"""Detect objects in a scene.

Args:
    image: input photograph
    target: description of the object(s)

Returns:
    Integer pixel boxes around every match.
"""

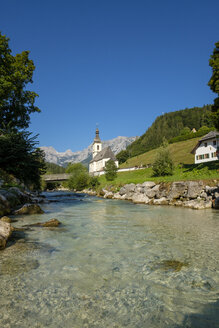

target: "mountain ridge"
[41,136,137,167]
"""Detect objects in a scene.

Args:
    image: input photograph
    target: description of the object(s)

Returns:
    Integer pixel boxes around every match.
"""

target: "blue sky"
[0,0,218,152]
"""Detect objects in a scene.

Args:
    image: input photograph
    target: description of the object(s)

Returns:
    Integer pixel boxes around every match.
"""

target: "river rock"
[144,188,156,198]
[41,219,61,227]
[169,181,187,200]
[183,199,212,210]
[0,216,11,223]
[104,191,114,199]
[113,193,126,200]
[132,193,150,204]
[153,197,169,205]
[14,203,44,215]
[0,221,13,249]
[213,197,219,209]
[142,181,156,188]
[186,181,204,199]
[0,194,10,216]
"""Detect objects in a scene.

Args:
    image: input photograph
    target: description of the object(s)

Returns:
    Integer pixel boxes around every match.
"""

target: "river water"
[0,191,219,328]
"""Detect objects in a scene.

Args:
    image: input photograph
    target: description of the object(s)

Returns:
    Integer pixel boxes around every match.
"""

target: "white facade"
[89,128,119,174]
[89,157,119,174]
[92,141,102,158]
[194,135,219,164]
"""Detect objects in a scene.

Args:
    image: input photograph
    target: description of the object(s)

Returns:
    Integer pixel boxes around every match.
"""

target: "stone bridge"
[43,173,71,182]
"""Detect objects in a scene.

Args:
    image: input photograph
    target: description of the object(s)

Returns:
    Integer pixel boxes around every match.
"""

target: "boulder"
[0,236,6,249]
[0,221,13,249]
[186,181,204,199]
[14,204,44,215]
[0,194,10,216]
[144,188,156,198]
[213,197,219,209]
[113,193,126,200]
[183,200,212,210]
[41,219,61,227]
[119,183,140,196]
[169,181,187,200]
[132,193,150,204]
[155,184,169,199]
[142,181,156,188]
[24,218,61,228]
[0,216,11,223]
[153,197,169,205]
[104,191,114,199]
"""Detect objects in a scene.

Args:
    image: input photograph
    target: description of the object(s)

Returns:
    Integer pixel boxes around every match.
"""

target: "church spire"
[92,127,102,158]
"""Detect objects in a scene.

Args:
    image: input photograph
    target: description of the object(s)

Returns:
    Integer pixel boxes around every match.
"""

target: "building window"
[212,152,216,157]
[213,140,216,146]
[196,155,198,160]
[204,142,207,147]
[204,153,209,159]
[97,145,99,150]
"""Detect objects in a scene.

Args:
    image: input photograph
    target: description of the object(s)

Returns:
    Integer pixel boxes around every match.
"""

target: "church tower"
[92,127,102,158]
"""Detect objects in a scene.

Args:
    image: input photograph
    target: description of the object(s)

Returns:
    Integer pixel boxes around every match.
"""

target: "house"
[89,128,119,175]
[191,131,219,164]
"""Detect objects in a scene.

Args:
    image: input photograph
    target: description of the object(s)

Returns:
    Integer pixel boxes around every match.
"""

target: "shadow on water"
[176,299,219,328]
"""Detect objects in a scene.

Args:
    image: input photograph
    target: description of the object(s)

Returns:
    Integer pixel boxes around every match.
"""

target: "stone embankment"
[85,181,219,210]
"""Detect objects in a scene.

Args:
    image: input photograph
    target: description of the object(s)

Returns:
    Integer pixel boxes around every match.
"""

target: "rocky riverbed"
[84,180,219,210]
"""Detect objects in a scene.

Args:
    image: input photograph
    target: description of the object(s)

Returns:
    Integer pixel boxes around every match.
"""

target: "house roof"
[90,146,117,163]
[199,131,219,141]
[191,130,219,154]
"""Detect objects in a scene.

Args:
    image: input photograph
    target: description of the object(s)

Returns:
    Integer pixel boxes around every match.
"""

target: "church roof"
[93,128,101,143]
[90,146,117,163]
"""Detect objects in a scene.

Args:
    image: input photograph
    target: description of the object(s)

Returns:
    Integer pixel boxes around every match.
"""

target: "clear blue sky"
[0,0,218,152]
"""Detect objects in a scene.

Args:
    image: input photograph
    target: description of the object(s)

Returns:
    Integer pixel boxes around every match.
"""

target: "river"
[0,191,219,328]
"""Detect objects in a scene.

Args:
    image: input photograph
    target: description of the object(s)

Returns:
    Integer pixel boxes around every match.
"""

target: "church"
[89,128,119,175]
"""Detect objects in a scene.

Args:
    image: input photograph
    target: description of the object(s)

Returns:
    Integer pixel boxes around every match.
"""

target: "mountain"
[125,105,213,158]
[41,136,137,167]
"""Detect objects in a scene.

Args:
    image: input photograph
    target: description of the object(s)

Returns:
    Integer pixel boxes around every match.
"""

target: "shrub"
[104,160,118,181]
[152,142,174,176]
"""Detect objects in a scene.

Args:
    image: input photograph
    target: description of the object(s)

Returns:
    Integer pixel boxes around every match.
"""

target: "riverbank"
[83,180,219,210]
[0,187,45,249]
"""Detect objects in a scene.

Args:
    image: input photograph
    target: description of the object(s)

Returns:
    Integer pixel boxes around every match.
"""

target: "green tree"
[104,160,118,181]
[0,132,46,189]
[0,32,40,132]
[66,163,90,191]
[152,140,174,176]
[208,41,219,130]
[180,127,190,135]
[116,149,129,164]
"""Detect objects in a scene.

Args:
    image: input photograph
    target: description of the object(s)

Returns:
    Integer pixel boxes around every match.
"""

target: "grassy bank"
[98,161,219,190]
[120,137,200,168]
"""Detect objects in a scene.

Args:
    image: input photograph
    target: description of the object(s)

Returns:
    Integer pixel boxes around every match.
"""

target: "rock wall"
[98,181,219,210]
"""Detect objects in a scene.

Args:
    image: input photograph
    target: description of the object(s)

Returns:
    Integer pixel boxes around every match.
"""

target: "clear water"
[0,192,219,328]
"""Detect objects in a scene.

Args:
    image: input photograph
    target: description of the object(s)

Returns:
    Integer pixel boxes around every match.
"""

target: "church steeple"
[92,127,102,158]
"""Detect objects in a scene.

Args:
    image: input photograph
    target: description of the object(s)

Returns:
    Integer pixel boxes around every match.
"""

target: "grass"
[120,137,200,168]
[98,161,219,190]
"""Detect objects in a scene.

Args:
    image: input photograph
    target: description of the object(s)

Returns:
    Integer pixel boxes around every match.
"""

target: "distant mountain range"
[41,136,137,167]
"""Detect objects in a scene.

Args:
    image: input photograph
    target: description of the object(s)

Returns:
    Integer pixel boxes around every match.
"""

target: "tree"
[66,163,90,191]
[116,149,129,164]
[180,127,190,135]
[152,140,174,176]
[208,41,219,130]
[0,131,46,189]
[0,32,40,132]
[104,160,118,181]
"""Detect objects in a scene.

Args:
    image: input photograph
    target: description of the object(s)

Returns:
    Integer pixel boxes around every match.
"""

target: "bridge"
[43,173,71,182]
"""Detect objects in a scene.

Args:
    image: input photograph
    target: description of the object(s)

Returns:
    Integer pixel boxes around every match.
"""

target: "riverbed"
[0,192,219,327]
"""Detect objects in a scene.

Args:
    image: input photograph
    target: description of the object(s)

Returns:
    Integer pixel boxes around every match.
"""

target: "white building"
[191,131,219,164]
[89,128,119,175]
